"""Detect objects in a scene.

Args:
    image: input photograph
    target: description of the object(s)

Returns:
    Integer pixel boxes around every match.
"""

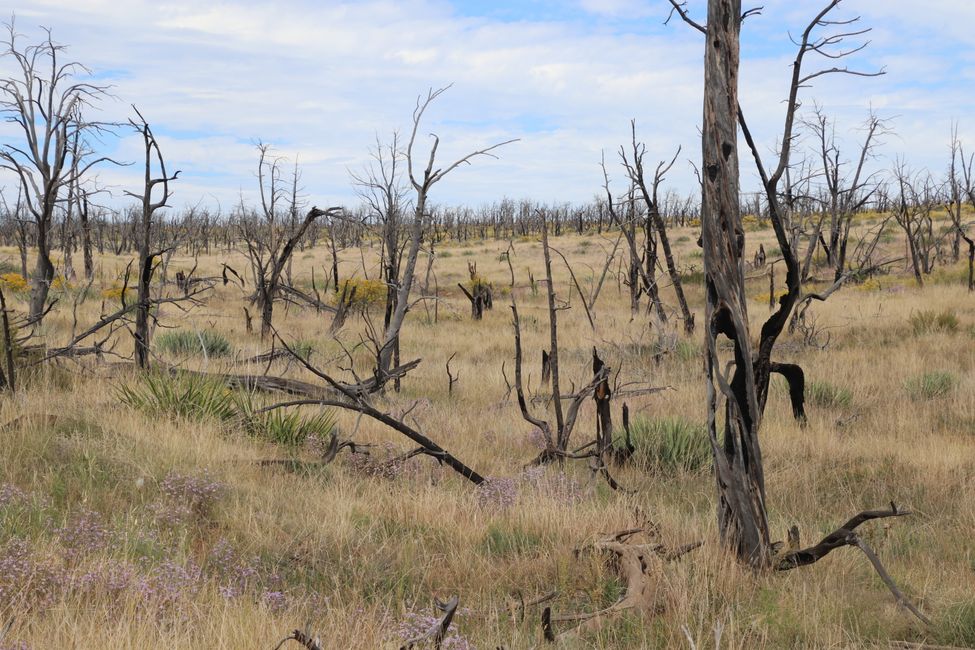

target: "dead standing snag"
[669,0,929,623]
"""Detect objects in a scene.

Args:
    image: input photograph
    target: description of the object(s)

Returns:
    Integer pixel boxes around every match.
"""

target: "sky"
[2,0,973,213]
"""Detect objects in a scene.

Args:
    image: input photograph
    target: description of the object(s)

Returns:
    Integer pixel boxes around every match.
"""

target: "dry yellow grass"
[0,219,973,649]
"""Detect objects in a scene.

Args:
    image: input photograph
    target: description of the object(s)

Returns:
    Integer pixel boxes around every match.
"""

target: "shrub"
[156,330,232,358]
[675,340,700,363]
[466,273,491,295]
[905,371,957,401]
[234,397,336,448]
[624,416,710,472]
[938,600,975,646]
[910,310,959,335]
[481,523,542,557]
[289,339,316,361]
[806,381,853,408]
[118,372,237,422]
[51,275,73,291]
[0,273,28,293]
[100,283,133,301]
[119,373,335,448]
[680,267,705,285]
[338,277,386,309]
[0,259,20,275]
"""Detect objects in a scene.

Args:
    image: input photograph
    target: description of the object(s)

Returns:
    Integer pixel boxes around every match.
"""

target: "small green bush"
[119,373,335,448]
[118,372,237,422]
[289,339,316,362]
[806,381,853,408]
[905,371,957,401]
[234,396,335,448]
[624,416,710,472]
[156,330,232,358]
[938,600,975,646]
[910,310,959,335]
[680,267,705,286]
[675,340,701,363]
[481,523,542,557]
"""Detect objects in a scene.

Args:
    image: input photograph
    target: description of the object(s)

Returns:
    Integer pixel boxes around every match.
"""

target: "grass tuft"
[624,416,710,472]
[155,329,232,358]
[905,371,957,400]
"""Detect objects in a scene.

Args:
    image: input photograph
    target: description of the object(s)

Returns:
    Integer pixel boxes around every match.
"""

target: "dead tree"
[0,21,117,323]
[124,107,178,369]
[239,143,341,338]
[893,165,941,285]
[948,130,975,290]
[667,1,929,623]
[260,334,485,485]
[601,155,668,325]
[507,232,621,490]
[621,122,695,333]
[542,525,701,640]
[373,85,515,389]
[804,106,886,282]
[458,261,493,319]
[351,132,408,380]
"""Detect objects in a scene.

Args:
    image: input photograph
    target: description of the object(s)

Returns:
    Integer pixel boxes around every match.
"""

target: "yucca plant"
[156,329,232,358]
[905,371,957,401]
[910,310,959,335]
[233,393,335,448]
[117,372,237,422]
[623,416,710,473]
[806,381,853,408]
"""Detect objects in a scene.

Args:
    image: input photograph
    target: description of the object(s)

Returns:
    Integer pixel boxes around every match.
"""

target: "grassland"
[0,217,973,649]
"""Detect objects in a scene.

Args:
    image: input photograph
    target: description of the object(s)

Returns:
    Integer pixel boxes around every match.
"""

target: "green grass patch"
[623,416,710,472]
[910,309,959,335]
[905,371,957,401]
[806,381,853,408]
[155,329,232,358]
[481,523,543,557]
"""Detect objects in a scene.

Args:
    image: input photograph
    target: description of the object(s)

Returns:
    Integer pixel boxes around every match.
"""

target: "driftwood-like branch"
[399,595,460,650]
[273,628,323,650]
[544,526,701,640]
[257,333,485,485]
[776,503,930,624]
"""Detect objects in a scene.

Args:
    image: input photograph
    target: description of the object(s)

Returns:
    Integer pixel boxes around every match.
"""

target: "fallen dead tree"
[253,335,485,485]
[775,503,930,624]
[541,525,701,642]
[399,595,460,650]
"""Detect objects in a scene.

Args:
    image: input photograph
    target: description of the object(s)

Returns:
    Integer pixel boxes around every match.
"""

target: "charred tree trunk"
[701,0,772,567]
[593,348,613,455]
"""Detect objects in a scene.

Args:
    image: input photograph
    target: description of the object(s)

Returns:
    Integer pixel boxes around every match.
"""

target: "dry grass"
[1,220,974,649]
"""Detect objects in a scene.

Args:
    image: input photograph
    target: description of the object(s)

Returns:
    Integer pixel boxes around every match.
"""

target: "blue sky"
[2,0,973,211]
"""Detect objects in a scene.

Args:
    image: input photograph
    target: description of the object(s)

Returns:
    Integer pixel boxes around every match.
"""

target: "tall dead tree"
[621,122,695,333]
[124,107,178,369]
[953,135,975,291]
[601,155,668,325]
[665,1,930,622]
[240,144,341,338]
[351,133,408,382]
[804,106,886,282]
[0,21,115,323]
[674,0,918,565]
[372,86,515,389]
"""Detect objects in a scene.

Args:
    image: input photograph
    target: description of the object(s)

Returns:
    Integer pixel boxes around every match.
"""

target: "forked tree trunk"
[29,213,55,323]
[701,0,771,567]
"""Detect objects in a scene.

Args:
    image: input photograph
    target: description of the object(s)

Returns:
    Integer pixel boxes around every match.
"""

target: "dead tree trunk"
[593,348,613,455]
[126,108,179,370]
[699,0,772,566]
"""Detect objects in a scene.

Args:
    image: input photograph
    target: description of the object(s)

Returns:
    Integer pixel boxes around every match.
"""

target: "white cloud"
[0,0,971,210]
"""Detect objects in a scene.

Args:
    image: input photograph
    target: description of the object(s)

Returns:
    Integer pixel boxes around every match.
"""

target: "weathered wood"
[699,0,771,567]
